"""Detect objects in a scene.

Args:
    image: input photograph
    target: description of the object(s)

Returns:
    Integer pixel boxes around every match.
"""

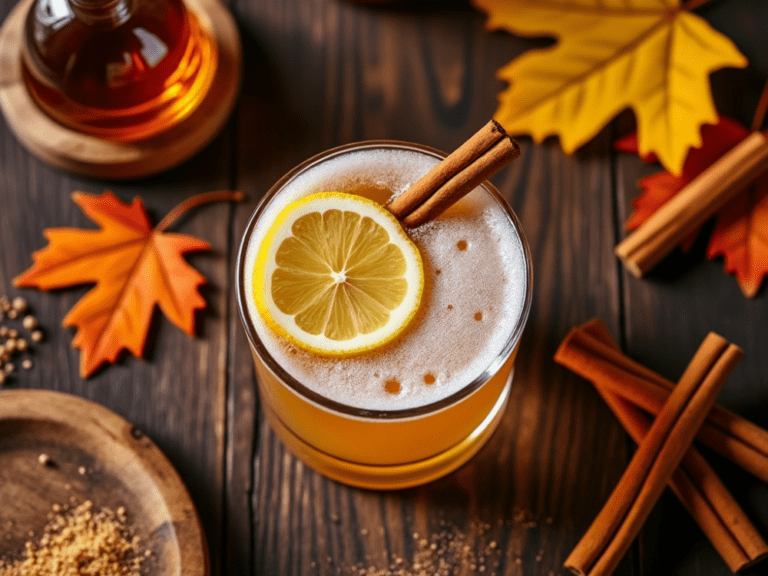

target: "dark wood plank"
[615,3,768,574]
[5,0,766,574]
[0,390,207,576]
[0,0,235,569]
[228,1,630,574]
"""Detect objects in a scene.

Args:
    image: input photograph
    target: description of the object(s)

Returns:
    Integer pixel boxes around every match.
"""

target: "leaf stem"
[752,78,768,132]
[156,190,245,232]
[683,0,717,9]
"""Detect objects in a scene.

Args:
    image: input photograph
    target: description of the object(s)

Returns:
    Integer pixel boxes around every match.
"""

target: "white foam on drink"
[243,147,528,411]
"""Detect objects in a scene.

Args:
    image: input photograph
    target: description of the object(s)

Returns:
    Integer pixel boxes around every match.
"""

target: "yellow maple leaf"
[473,0,747,175]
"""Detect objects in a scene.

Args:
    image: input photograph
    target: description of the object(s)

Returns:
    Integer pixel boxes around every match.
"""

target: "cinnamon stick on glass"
[564,332,742,576]
[575,319,768,573]
[386,119,520,228]
[554,326,768,484]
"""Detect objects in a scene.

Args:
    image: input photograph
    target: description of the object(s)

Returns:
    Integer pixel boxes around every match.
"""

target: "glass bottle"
[21,0,217,141]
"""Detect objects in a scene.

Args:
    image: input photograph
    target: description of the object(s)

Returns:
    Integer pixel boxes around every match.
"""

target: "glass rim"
[236,140,533,420]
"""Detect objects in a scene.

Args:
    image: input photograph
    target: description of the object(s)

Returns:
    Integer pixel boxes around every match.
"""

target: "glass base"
[262,370,513,490]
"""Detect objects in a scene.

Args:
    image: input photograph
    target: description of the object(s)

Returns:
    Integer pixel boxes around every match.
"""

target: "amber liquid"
[253,345,517,490]
[238,144,532,489]
[22,0,217,140]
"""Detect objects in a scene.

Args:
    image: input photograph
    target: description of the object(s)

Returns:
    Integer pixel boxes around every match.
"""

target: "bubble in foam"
[385,379,401,394]
[243,145,528,411]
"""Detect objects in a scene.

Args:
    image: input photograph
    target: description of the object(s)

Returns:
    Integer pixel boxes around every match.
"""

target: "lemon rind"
[253,191,424,357]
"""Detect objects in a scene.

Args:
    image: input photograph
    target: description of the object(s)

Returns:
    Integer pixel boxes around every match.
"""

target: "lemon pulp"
[253,192,424,356]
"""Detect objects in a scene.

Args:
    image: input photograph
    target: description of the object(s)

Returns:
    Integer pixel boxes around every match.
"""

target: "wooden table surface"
[1,0,767,575]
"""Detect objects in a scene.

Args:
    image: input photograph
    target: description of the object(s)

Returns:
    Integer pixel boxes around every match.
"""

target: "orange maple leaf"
[15,190,242,377]
[616,117,768,297]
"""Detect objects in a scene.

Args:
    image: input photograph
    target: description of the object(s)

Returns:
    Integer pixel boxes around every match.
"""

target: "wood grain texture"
[614,3,768,573]
[229,1,629,574]
[0,0,766,575]
[0,0,235,563]
[0,389,207,576]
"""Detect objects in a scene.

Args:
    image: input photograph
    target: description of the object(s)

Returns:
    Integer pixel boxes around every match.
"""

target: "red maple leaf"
[707,177,768,297]
[616,117,768,296]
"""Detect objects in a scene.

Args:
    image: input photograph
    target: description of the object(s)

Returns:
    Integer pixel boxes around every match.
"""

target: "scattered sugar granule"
[0,501,146,576]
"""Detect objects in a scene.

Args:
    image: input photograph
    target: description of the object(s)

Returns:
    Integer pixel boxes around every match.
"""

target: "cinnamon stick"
[555,325,768,484]
[386,120,520,228]
[580,319,768,573]
[615,130,768,277]
[564,333,742,576]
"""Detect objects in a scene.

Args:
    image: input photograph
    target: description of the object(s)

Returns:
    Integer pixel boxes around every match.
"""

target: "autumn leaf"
[707,176,768,297]
[472,0,747,176]
[15,190,242,377]
[617,117,768,297]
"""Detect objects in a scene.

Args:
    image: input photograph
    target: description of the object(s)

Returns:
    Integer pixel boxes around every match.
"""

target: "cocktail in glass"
[237,141,532,490]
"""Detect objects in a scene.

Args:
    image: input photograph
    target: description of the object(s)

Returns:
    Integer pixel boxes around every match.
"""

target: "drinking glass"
[236,141,532,489]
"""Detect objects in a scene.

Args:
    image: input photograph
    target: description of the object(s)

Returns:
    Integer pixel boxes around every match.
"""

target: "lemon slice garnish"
[253,192,424,356]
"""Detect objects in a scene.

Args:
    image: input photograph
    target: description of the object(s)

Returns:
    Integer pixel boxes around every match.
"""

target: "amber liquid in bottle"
[22,0,217,141]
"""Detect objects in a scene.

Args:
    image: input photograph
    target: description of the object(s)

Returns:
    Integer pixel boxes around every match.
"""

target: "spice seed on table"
[0,294,44,385]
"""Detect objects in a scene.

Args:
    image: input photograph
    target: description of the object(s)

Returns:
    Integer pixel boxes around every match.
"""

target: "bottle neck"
[68,0,133,26]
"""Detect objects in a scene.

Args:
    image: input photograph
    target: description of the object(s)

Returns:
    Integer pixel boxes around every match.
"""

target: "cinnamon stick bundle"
[578,319,768,573]
[554,326,768,484]
[615,130,768,277]
[386,120,520,228]
[564,333,742,576]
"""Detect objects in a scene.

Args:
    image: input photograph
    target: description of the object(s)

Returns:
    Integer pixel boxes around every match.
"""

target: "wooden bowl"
[0,389,207,576]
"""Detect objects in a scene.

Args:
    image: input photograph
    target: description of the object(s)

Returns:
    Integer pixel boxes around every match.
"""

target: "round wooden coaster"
[0,0,241,180]
[0,389,208,575]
